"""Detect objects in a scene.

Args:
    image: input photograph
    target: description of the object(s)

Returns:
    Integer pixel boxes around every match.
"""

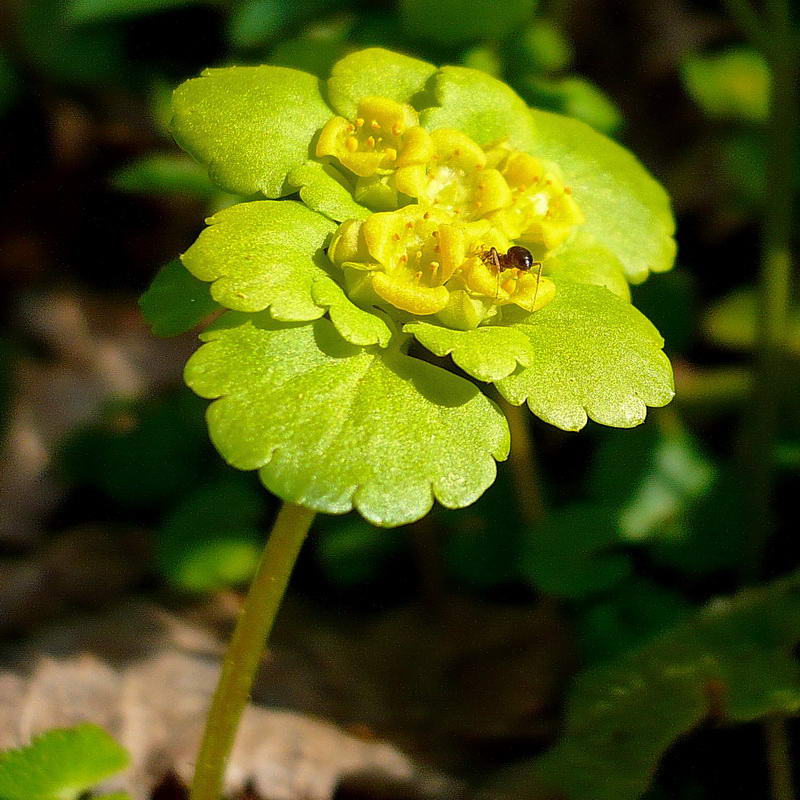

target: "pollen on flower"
[316,96,433,179]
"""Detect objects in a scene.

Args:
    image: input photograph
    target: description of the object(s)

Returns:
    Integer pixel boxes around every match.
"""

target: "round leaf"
[545,234,631,301]
[181,200,335,319]
[171,65,332,197]
[286,160,371,222]
[421,66,537,152]
[404,321,534,382]
[530,109,676,283]
[185,315,510,526]
[497,280,674,430]
[400,0,535,45]
[326,48,436,118]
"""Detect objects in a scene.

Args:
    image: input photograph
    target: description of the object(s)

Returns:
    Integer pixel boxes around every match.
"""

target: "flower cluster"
[317,94,584,328]
[144,48,677,525]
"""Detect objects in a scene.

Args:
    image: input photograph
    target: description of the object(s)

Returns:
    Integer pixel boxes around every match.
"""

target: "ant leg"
[532,260,543,307]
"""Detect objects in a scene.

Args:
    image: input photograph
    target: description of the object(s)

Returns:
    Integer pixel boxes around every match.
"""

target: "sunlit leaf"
[497,280,674,431]
[185,314,509,526]
[172,64,332,197]
[112,154,221,198]
[530,109,676,283]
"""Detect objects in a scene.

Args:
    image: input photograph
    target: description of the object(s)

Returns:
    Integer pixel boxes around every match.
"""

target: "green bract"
[152,47,677,526]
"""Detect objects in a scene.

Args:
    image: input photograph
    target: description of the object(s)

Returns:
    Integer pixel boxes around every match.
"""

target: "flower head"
[148,48,676,526]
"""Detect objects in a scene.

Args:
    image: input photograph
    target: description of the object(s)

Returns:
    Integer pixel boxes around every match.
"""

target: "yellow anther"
[405,221,414,229]
[366,136,376,149]
[392,122,403,136]
[371,120,381,130]
[392,233,401,241]
[430,261,440,269]
[423,211,431,219]
[346,125,355,134]
[345,137,358,152]
[564,186,573,194]
[415,270,423,280]
[355,118,365,127]
[415,250,423,260]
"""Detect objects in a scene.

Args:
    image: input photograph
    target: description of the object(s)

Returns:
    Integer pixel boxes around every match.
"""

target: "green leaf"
[403,322,534,382]
[520,75,623,135]
[58,391,209,509]
[518,505,631,599]
[286,160,371,222]
[171,65,332,197]
[156,476,265,592]
[400,0,536,45]
[577,577,691,664]
[326,48,436,118]
[112,154,221,198]
[497,280,674,431]
[421,66,537,153]
[19,0,125,87]
[310,279,392,347]
[0,724,129,800]
[530,109,676,283]
[589,421,716,543]
[681,47,769,123]
[703,288,800,355]
[544,234,631,301]
[181,200,335,318]
[515,20,573,73]
[185,315,509,526]
[316,514,405,586]
[67,0,204,23]
[139,260,221,337]
[227,0,284,48]
[537,571,800,800]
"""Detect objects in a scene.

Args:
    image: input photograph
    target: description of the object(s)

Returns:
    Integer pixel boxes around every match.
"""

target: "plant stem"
[190,502,316,800]
[502,400,546,526]
[739,0,798,582]
[765,716,795,800]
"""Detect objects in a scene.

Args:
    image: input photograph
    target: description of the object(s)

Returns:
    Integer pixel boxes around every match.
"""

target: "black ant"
[479,245,543,304]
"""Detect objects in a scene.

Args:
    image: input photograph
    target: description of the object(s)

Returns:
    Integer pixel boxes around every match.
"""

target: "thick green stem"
[190,502,316,800]
[503,400,546,526]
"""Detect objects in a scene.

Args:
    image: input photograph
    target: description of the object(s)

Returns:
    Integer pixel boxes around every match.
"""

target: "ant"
[479,245,543,304]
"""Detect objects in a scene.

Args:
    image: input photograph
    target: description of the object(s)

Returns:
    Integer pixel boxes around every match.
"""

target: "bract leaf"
[171,65,332,197]
[545,234,631,301]
[404,321,534,382]
[311,279,392,347]
[537,571,800,800]
[530,109,676,283]
[139,259,221,337]
[181,200,335,318]
[497,280,674,431]
[0,724,129,800]
[326,48,436,118]
[421,66,537,152]
[286,160,371,222]
[185,315,509,526]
